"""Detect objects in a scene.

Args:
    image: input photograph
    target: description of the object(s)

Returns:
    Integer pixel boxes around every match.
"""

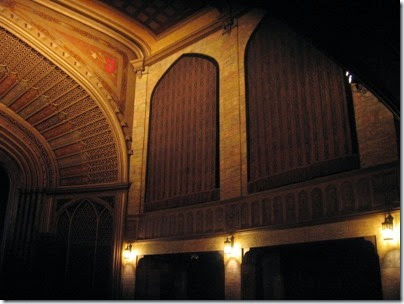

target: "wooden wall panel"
[246,17,358,193]
[145,55,219,211]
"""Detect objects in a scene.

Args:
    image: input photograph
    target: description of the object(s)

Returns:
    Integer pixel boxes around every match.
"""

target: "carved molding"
[127,163,399,241]
[0,106,57,188]
[34,0,150,57]
[0,19,127,186]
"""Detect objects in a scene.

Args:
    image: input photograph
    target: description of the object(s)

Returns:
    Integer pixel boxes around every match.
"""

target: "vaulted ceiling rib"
[0,27,121,187]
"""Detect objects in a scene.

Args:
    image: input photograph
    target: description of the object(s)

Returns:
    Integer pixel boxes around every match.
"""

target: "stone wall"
[124,9,400,300]
[128,9,266,217]
[128,10,398,219]
[352,85,398,168]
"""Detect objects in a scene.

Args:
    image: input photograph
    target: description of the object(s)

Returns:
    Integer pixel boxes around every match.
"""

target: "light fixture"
[123,243,135,260]
[345,71,353,84]
[224,235,234,255]
[382,212,394,240]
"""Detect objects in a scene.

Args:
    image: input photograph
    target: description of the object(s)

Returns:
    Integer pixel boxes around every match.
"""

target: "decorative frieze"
[127,164,399,241]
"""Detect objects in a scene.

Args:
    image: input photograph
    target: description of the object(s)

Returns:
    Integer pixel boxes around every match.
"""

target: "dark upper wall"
[237,0,399,117]
[245,16,359,194]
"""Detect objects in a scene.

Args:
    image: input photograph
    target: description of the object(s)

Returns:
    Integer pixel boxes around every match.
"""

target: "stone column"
[376,210,400,300]
[224,248,242,299]
[121,255,143,299]
[128,67,149,216]
[380,249,400,300]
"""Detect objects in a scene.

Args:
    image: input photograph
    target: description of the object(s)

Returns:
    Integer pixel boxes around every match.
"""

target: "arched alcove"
[245,16,359,193]
[145,54,220,211]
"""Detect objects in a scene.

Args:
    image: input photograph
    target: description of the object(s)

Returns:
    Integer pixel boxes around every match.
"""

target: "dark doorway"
[54,200,113,300]
[136,251,224,300]
[243,237,383,300]
[0,166,11,298]
[0,166,9,244]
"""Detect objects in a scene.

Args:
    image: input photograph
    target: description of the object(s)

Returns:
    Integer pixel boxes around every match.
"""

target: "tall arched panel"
[145,54,219,211]
[246,16,358,194]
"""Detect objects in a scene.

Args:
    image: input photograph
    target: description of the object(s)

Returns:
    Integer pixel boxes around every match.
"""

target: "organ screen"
[145,55,219,211]
[246,16,358,193]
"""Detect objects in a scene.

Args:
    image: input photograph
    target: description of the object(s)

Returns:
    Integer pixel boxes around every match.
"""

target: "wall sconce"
[123,243,137,260]
[224,235,235,255]
[382,212,394,240]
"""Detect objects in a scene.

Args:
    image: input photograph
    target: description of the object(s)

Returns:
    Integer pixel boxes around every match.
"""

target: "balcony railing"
[128,162,399,241]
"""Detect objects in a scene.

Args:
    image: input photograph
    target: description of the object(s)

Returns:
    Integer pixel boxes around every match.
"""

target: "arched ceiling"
[0,0,398,191]
[0,27,122,187]
[0,107,53,189]
[47,0,399,118]
[39,0,224,56]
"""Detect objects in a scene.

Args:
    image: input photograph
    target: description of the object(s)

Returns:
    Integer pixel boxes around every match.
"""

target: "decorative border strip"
[127,164,399,241]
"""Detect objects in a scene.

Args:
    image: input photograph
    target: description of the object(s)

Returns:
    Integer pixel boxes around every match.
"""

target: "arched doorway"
[0,166,9,250]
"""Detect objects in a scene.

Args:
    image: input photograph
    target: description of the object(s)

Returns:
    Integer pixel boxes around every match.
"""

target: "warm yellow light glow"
[382,213,394,241]
[224,235,242,261]
[123,244,138,261]
[382,227,394,241]
[224,243,233,255]
[224,235,235,255]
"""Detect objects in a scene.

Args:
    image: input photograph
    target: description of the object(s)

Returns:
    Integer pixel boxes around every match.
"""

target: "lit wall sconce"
[224,235,235,255]
[382,212,394,240]
[123,243,137,261]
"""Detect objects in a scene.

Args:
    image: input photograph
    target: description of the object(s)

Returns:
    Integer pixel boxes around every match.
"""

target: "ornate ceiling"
[0,0,397,192]
[0,27,120,187]
[97,0,208,35]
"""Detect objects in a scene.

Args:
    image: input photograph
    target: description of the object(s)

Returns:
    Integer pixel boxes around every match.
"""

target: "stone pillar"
[128,67,149,216]
[219,23,242,201]
[224,249,242,299]
[376,210,400,300]
[380,249,400,300]
[121,255,142,299]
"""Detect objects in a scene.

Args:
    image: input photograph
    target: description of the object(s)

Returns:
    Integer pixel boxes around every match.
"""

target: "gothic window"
[56,199,113,299]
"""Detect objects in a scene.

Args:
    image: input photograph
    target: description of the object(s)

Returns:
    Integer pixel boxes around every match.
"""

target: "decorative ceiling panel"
[0,27,120,187]
[97,0,208,35]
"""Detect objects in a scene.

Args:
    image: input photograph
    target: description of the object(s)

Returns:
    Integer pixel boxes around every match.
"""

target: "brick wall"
[128,11,398,217]
[124,10,400,300]
[128,9,266,216]
[352,85,398,168]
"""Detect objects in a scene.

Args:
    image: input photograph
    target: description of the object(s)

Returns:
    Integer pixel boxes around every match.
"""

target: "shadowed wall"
[246,16,358,193]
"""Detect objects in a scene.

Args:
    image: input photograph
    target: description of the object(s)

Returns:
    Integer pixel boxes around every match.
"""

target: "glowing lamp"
[123,244,136,260]
[224,235,234,255]
[382,213,394,240]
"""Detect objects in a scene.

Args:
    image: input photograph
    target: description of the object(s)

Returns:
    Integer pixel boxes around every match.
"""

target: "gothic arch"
[55,198,114,299]
[0,10,129,187]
